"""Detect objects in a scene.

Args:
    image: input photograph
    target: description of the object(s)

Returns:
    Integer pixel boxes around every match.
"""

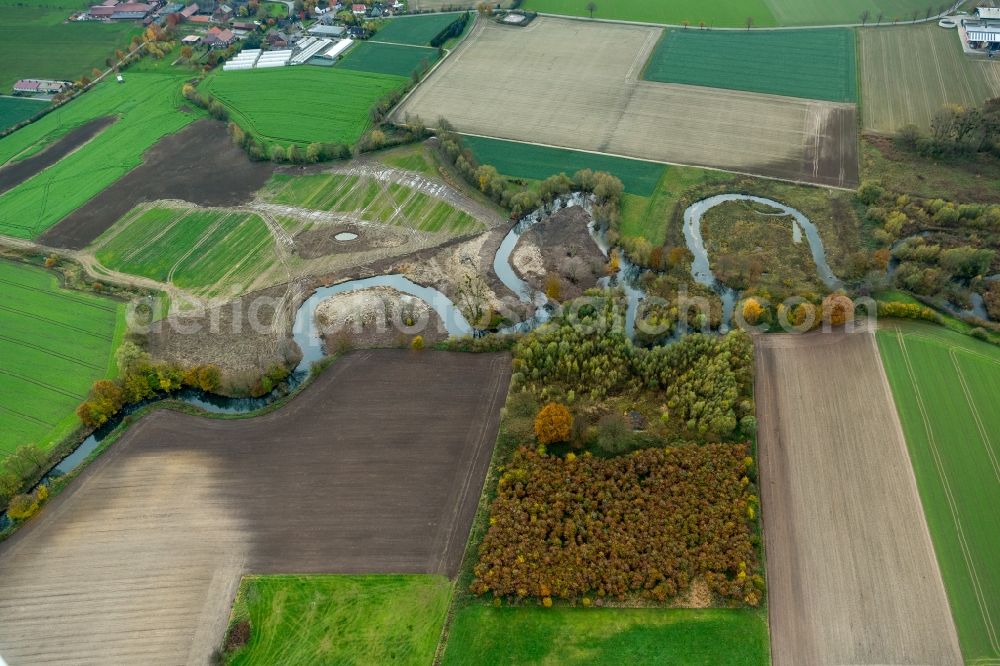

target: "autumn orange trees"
[472,445,764,606]
[534,403,572,445]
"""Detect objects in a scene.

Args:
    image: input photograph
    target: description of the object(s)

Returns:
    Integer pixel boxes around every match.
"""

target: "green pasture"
[0,4,139,92]
[859,24,1000,132]
[337,41,439,78]
[261,1,287,18]
[442,606,770,665]
[380,143,437,177]
[373,12,462,45]
[461,135,665,196]
[0,260,125,459]
[521,0,945,27]
[619,165,731,245]
[264,172,483,233]
[765,0,945,26]
[224,574,451,666]
[878,322,1000,664]
[94,206,277,297]
[0,73,197,239]
[0,97,48,133]
[643,28,857,103]
[201,67,405,147]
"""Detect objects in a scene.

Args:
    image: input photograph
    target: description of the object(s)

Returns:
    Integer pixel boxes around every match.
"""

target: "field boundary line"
[949,348,1000,485]
[894,328,1000,654]
[531,1,962,31]
[450,130,856,191]
[0,277,118,313]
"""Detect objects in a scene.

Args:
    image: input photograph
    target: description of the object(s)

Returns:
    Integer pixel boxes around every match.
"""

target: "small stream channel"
[3,192,836,528]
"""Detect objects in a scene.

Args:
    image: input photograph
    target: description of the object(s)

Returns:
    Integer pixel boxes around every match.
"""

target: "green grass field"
[461,135,665,196]
[337,41,439,78]
[261,0,287,17]
[878,322,1000,664]
[225,574,451,666]
[522,0,944,27]
[0,260,125,458]
[201,67,406,147]
[94,206,278,297]
[0,4,139,92]
[442,606,770,665]
[263,172,484,234]
[619,165,731,245]
[0,96,48,132]
[373,12,462,45]
[860,24,1000,132]
[0,72,197,239]
[643,28,857,103]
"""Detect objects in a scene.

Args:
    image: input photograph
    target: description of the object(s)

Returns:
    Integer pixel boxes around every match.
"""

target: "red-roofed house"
[88,4,117,17]
[203,25,235,47]
[179,2,198,18]
[351,3,366,16]
[188,13,210,22]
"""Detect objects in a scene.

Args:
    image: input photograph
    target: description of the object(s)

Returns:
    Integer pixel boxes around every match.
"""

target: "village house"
[203,25,236,46]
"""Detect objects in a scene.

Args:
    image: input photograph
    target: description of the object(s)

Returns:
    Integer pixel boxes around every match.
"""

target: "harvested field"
[859,24,1000,133]
[0,350,511,665]
[755,328,962,665]
[0,116,114,196]
[38,120,275,250]
[397,18,859,188]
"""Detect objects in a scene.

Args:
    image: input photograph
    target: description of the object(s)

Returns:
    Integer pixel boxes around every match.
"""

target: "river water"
[3,191,835,524]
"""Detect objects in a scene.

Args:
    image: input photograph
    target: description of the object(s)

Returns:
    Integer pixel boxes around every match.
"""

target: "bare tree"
[699,20,705,29]
[911,9,920,21]
[926,5,933,19]
[586,1,596,18]
[745,15,753,30]
[860,9,870,24]
[682,19,689,29]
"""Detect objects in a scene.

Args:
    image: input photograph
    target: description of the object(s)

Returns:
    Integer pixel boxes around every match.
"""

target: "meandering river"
[6,192,837,513]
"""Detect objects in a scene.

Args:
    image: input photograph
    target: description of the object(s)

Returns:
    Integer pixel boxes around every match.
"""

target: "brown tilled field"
[397,18,858,187]
[0,351,511,665]
[755,328,962,665]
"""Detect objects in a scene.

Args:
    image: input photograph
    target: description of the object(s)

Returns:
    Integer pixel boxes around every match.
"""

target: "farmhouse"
[961,7,1000,52]
[12,79,70,95]
[308,24,346,37]
[180,2,199,18]
[204,26,236,47]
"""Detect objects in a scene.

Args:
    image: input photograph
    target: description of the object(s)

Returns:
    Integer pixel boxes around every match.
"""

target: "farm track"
[0,351,512,665]
[397,17,859,188]
[755,327,962,665]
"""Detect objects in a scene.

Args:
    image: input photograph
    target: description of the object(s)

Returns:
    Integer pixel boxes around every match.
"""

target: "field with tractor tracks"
[0,351,511,664]
[755,328,962,665]
[878,322,1000,664]
[859,24,1000,132]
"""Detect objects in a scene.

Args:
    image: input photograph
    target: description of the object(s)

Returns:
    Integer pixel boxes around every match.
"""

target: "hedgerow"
[471,444,763,605]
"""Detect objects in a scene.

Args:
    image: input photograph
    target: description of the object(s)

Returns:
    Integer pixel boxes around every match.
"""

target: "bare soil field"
[37,120,275,250]
[755,328,962,665]
[396,18,859,187]
[0,117,115,196]
[0,350,511,665]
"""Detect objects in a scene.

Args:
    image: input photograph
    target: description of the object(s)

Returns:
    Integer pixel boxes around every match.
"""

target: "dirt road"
[0,351,511,665]
[755,328,961,665]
